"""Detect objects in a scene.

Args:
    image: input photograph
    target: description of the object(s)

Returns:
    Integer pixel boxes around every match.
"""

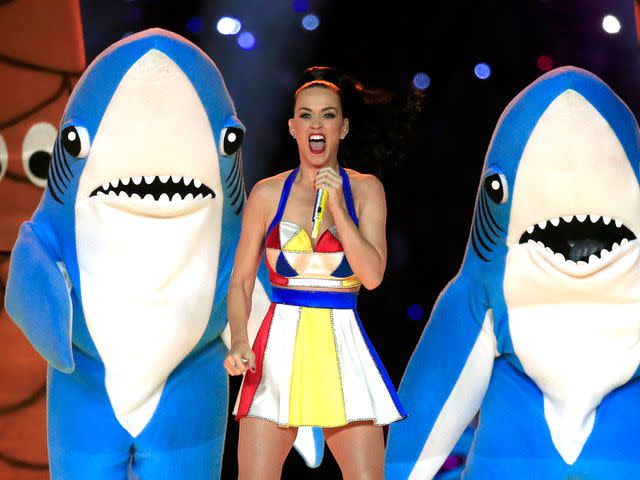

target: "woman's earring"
[340,132,346,140]
[291,129,296,139]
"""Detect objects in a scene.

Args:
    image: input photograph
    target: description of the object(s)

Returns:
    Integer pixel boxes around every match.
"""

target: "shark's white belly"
[508,303,640,463]
[76,199,220,436]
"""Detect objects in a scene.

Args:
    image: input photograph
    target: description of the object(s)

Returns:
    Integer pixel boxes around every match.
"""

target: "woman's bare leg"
[238,418,297,480]
[324,421,384,480]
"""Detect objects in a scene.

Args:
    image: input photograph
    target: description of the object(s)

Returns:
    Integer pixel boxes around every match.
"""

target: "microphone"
[311,188,328,238]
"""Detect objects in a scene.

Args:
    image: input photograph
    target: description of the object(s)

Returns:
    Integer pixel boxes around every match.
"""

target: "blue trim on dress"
[266,168,298,238]
[271,287,358,309]
[354,310,406,417]
[340,168,359,226]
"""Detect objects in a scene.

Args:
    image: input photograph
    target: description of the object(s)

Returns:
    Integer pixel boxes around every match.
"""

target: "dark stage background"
[5,0,640,478]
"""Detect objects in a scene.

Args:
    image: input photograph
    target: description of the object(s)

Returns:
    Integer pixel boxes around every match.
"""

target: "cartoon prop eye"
[61,125,90,158]
[22,122,57,187]
[219,127,244,156]
[484,172,508,204]
[0,134,7,182]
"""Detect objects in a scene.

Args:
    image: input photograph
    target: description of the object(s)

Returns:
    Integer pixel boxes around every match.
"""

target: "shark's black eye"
[219,127,244,156]
[61,125,90,158]
[484,173,508,204]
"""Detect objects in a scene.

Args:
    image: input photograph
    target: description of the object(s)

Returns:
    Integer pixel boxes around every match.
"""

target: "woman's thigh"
[324,421,384,480]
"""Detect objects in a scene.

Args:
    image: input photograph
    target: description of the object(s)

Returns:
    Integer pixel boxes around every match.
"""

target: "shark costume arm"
[385,276,497,480]
[222,262,325,468]
[5,222,74,373]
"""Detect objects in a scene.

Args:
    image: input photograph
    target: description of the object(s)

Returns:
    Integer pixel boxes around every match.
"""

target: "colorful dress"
[235,167,406,428]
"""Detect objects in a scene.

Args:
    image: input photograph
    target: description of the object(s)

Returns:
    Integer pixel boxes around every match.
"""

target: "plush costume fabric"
[0,1,85,476]
[4,28,278,479]
[385,67,640,479]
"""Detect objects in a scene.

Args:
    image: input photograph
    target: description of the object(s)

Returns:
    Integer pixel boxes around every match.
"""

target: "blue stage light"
[302,14,320,31]
[186,17,204,34]
[217,16,242,35]
[238,32,256,50]
[474,62,491,80]
[407,304,424,321]
[412,72,431,90]
[292,0,309,13]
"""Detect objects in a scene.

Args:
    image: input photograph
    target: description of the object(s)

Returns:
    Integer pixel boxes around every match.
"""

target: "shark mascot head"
[386,66,640,480]
[5,28,256,479]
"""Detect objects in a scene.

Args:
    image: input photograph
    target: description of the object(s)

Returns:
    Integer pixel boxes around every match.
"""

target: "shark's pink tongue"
[309,140,325,153]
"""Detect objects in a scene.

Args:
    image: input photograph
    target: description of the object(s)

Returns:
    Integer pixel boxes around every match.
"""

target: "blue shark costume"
[385,67,640,479]
[4,29,322,479]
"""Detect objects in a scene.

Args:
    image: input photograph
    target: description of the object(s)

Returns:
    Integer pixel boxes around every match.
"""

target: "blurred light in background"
[474,62,492,79]
[292,0,310,13]
[412,72,431,90]
[536,54,553,71]
[302,14,320,30]
[237,31,256,50]
[407,304,424,321]
[217,16,242,35]
[602,14,621,34]
[186,16,204,34]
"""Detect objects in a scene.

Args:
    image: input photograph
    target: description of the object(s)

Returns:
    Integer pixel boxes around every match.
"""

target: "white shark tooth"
[171,193,182,201]
[537,221,547,230]
[183,177,193,186]
[97,191,105,196]
[144,176,155,184]
[615,219,623,228]
[132,176,142,185]
[622,238,629,246]
[588,254,599,264]
[550,217,560,227]
[566,259,576,265]
[158,193,170,202]
[545,247,553,254]
[121,177,130,186]
[602,216,612,225]
[577,260,588,267]
[576,214,587,222]
[194,179,202,188]
[118,191,127,198]
[195,193,203,200]
[601,248,611,260]
[131,193,141,200]
[108,190,117,197]
[562,215,573,223]
[102,182,110,191]
[184,193,194,201]
[204,193,213,199]
[527,239,536,246]
[110,179,120,188]
[536,241,545,249]
[171,175,182,183]
[612,242,620,250]
[526,225,534,234]
[554,252,565,262]
[143,194,154,201]
[159,175,170,183]
[589,214,600,223]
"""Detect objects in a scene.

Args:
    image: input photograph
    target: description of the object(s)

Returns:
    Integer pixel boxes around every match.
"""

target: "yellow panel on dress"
[289,307,346,426]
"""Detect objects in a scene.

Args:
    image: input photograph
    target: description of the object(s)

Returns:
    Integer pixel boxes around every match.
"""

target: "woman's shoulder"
[343,168,384,198]
[250,170,294,199]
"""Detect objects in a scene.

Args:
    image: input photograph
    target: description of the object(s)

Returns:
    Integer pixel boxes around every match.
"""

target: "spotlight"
[602,14,621,34]
[474,62,491,80]
[217,16,242,35]
[186,17,204,34]
[238,32,256,50]
[407,304,424,321]
[536,55,553,72]
[302,14,320,31]
[412,72,431,90]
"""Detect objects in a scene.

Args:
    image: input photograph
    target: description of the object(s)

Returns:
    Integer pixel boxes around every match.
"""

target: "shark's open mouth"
[519,215,636,263]
[89,175,215,201]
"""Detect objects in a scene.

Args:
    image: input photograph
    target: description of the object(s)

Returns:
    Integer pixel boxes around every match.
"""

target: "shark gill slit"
[54,141,70,183]
[46,153,64,204]
[477,206,497,245]
[225,151,246,214]
[480,192,504,233]
[479,193,499,237]
[58,140,73,179]
[51,147,68,189]
[471,228,490,262]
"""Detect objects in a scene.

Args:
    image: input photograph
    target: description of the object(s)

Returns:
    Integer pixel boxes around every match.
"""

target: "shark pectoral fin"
[385,279,496,480]
[5,222,74,373]
[293,426,325,469]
